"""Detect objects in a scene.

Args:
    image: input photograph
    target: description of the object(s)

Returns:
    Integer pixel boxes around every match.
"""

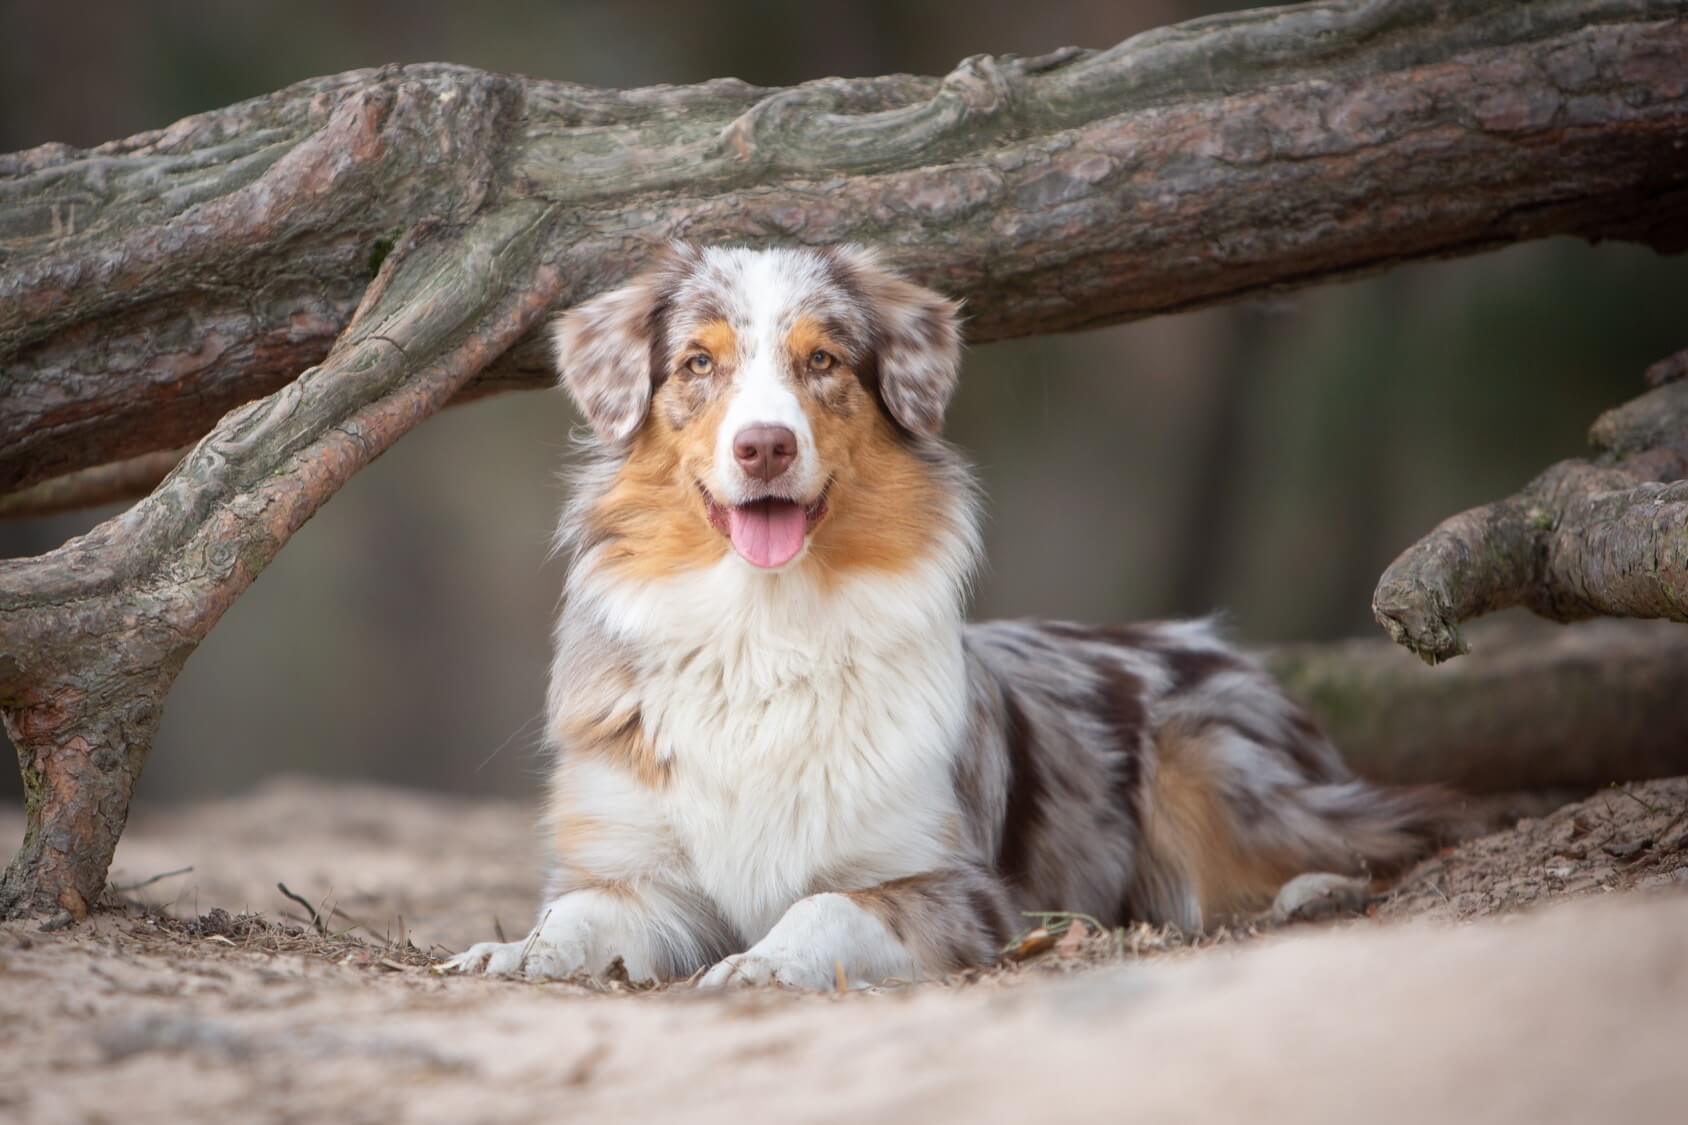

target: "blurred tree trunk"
[1266,619,1688,793]
[4,0,1688,920]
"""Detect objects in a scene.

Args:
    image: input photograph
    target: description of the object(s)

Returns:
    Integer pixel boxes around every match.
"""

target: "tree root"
[0,200,563,918]
[1373,347,1688,663]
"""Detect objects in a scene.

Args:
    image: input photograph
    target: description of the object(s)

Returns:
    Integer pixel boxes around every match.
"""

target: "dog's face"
[554,245,963,578]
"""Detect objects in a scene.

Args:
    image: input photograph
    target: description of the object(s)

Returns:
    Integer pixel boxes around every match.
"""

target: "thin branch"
[110,866,194,893]
[276,882,327,937]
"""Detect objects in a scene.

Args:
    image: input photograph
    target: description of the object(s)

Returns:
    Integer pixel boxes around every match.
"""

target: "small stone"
[1271,873,1372,925]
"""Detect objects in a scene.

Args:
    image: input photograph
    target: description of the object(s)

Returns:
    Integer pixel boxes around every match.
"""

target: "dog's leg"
[698,868,1013,990]
[445,883,720,983]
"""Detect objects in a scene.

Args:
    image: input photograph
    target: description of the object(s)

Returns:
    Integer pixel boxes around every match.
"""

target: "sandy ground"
[2,776,1686,1123]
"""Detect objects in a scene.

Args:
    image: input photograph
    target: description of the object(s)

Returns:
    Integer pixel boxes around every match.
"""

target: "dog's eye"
[685,354,713,376]
[808,349,835,372]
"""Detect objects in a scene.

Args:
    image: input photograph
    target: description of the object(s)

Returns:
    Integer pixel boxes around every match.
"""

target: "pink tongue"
[727,499,807,569]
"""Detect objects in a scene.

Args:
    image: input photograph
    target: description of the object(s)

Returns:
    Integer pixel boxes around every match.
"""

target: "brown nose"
[733,425,797,482]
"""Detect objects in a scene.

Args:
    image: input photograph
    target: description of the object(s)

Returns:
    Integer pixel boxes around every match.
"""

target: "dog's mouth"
[699,480,831,570]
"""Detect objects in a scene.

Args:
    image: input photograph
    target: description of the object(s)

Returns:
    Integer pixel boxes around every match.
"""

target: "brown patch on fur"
[1143,726,1301,922]
[788,316,858,415]
[548,853,640,899]
[801,378,953,580]
[659,319,736,426]
[552,812,603,864]
[590,388,731,581]
[688,319,738,368]
[561,705,671,789]
[786,315,839,366]
[849,873,1007,973]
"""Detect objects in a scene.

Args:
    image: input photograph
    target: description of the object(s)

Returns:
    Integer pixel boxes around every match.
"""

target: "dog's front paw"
[698,950,839,991]
[443,934,589,982]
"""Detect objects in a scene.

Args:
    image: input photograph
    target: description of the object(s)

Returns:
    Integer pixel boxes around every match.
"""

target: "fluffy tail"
[1130,716,1458,932]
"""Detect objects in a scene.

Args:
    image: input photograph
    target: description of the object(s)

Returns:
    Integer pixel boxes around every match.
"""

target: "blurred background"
[2,0,1684,805]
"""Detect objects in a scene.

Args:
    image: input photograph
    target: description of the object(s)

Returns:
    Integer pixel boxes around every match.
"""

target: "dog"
[446,243,1441,988]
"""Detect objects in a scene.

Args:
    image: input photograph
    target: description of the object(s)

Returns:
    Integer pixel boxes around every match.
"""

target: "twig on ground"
[111,866,194,893]
[517,908,553,974]
[276,883,328,937]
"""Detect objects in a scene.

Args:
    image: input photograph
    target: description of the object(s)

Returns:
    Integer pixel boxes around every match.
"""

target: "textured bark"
[6,0,1688,500]
[1374,346,1688,663]
[4,0,1688,919]
[0,448,188,519]
[1266,619,1688,793]
[0,182,566,918]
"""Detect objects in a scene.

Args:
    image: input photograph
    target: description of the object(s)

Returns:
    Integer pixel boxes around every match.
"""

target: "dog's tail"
[1129,714,1459,932]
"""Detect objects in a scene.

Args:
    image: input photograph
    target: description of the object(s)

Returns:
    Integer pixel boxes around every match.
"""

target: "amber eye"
[808,349,836,372]
[685,353,713,376]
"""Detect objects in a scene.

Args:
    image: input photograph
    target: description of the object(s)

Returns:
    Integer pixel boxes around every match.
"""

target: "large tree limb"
[1374,347,1688,663]
[6,0,1688,500]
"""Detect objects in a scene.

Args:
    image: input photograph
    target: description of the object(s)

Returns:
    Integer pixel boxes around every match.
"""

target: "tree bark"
[1265,618,1688,793]
[1,192,566,920]
[7,0,1688,500]
[4,0,1688,918]
[1374,347,1688,663]
[0,448,189,520]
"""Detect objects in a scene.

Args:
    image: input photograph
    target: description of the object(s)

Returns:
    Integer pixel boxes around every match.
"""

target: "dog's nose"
[733,425,797,482]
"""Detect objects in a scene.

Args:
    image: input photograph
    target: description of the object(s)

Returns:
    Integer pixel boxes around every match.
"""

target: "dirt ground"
[2,775,1686,1123]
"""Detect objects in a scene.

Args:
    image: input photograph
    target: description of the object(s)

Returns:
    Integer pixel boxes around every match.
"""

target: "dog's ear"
[833,246,963,437]
[552,249,691,442]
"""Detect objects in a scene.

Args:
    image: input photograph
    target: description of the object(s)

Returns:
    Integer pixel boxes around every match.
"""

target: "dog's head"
[554,244,967,578]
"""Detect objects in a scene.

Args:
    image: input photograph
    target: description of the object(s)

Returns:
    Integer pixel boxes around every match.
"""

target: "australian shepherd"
[446,244,1440,988]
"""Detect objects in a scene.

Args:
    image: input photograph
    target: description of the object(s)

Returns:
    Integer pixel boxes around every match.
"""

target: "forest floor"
[2,775,1686,1123]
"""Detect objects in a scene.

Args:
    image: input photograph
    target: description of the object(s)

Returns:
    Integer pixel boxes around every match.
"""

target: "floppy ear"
[551,259,679,443]
[835,246,963,437]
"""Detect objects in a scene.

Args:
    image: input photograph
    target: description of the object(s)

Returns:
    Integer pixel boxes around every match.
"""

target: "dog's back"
[963,618,1443,933]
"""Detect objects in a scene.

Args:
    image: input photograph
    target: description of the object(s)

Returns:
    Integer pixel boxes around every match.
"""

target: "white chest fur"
[566,557,969,941]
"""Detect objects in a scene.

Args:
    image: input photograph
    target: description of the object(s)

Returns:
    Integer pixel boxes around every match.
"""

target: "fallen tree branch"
[1373,346,1688,663]
[6,0,1688,500]
[1265,618,1688,792]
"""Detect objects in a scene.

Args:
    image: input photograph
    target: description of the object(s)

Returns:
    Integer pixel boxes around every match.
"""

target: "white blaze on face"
[709,252,825,506]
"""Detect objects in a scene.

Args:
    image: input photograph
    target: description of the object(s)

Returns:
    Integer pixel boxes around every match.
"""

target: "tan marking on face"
[1143,727,1303,921]
[786,316,839,369]
[788,315,856,414]
[660,318,737,426]
[801,378,952,581]
[689,318,738,368]
[590,387,732,581]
